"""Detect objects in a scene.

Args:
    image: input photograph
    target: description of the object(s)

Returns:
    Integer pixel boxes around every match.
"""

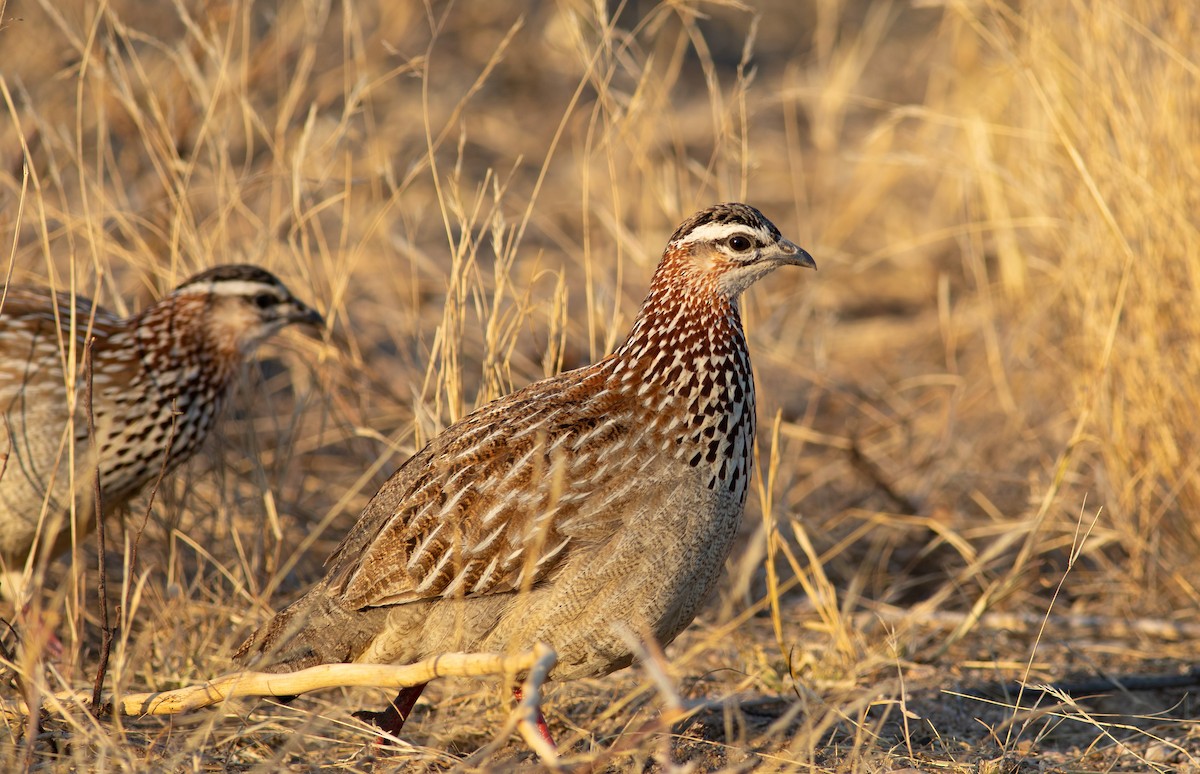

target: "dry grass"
[1,0,1198,770]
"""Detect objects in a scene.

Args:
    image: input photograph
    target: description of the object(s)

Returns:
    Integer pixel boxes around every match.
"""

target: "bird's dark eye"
[252,292,276,309]
[728,235,753,252]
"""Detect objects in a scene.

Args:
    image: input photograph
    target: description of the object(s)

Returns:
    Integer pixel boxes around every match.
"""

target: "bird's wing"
[324,365,670,610]
[0,291,127,447]
[0,291,109,404]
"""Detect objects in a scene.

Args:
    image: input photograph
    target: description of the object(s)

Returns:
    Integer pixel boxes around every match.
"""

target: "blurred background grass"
[1,0,1197,770]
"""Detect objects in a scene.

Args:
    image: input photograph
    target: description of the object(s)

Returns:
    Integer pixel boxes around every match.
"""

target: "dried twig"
[465,644,559,766]
[584,629,692,772]
[863,607,1200,642]
[0,414,10,486]
[848,439,920,516]
[514,644,559,764]
[970,665,1200,702]
[84,336,113,712]
[0,648,549,723]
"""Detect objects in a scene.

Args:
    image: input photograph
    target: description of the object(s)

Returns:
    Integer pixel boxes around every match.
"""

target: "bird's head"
[663,202,815,299]
[170,265,324,355]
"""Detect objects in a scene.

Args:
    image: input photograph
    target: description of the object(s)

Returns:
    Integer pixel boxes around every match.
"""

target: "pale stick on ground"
[2,644,558,760]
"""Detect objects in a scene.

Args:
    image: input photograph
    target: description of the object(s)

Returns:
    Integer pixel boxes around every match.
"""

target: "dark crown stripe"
[176,264,285,291]
[668,202,782,246]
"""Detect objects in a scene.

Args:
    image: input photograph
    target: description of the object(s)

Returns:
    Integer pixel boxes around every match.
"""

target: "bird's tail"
[233,581,389,672]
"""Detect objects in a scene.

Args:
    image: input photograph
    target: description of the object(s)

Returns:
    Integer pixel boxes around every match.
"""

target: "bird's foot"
[513,686,556,748]
[354,682,428,742]
[6,604,65,662]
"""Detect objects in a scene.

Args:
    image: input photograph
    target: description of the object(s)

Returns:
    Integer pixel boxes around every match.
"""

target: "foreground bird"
[0,265,323,603]
[235,203,815,742]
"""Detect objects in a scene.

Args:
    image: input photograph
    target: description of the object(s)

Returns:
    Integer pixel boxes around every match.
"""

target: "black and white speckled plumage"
[235,204,815,727]
[0,265,322,600]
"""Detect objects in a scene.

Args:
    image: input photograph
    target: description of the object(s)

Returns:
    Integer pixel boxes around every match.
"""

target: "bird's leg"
[353,682,428,738]
[11,598,65,661]
[513,685,556,748]
[1,574,60,660]
[26,610,64,661]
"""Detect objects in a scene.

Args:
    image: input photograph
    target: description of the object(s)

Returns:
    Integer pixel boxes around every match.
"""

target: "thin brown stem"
[848,439,920,516]
[0,415,10,485]
[84,336,112,712]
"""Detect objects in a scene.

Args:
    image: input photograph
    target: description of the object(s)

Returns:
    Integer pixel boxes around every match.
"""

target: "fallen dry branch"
[968,664,1200,702]
[2,645,556,721]
[865,607,1200,642]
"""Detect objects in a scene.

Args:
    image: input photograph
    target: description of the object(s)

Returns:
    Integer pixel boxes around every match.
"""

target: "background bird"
[234,203,815,743]
[0,264,323,606]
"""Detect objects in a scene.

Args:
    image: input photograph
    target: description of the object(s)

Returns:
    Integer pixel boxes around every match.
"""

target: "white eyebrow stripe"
[174,280,282,298]
[672,222,771,248]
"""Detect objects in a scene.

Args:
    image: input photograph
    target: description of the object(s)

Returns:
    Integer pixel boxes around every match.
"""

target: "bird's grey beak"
[778,239,817,270]
[289,303,326,331]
